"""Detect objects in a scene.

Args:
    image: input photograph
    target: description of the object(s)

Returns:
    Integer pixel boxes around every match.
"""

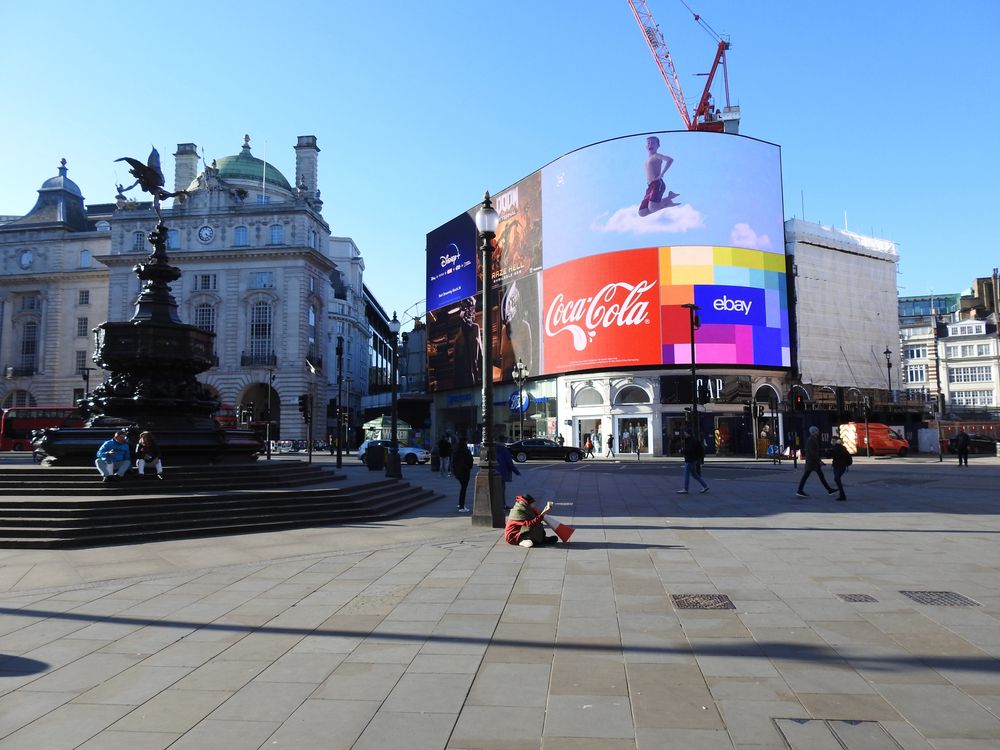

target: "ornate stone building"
[1,135,372,443]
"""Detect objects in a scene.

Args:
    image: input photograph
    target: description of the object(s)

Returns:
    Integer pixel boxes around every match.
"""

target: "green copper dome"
[213,137,292,192]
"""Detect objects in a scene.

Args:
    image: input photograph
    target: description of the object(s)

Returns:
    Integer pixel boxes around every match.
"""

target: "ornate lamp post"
[883,346,893,404]
[385,312,403,479]
[472,192,504,528]
[512,359,528,441]
[681,303,701,444]
[79,366,93,399]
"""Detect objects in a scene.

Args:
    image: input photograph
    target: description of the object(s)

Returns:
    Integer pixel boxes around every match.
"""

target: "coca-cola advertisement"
[543,249,661,373]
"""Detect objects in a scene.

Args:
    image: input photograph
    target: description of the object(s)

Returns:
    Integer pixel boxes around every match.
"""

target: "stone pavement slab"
[1,456,999,747]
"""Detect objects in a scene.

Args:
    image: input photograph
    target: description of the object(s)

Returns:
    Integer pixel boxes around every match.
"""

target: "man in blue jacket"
[95,431,131,482]
[494,441,521,510]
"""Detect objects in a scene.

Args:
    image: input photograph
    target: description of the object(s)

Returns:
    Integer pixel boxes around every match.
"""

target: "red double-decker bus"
[0,407,84,451]
[212,403,238,430]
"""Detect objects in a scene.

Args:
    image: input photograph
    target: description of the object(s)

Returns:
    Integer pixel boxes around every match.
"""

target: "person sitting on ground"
[504,494,558,547]
[95,431,131,482]
[135,430,164,479]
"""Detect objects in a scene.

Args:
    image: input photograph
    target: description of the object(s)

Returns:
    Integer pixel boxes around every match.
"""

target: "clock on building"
[197,225,215,243]
[18,250,33,269]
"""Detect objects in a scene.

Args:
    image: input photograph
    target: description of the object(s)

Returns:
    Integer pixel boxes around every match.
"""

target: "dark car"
[948,434,1000,455]
[506,438,583,463]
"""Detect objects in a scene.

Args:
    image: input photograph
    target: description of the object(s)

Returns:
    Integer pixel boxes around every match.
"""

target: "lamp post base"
[385,452,402,479]
[471,457,504,527]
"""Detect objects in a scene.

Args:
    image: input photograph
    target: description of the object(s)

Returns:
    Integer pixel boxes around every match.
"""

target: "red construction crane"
[627,0,739,133]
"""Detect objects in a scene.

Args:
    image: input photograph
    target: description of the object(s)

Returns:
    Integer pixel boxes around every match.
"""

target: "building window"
[194,303,216,333]
[195,274,217,291]
[905,388,932,402]
[167,229,179,249]
[904,345,927,359]
[78,290,90,305]
[948,366,993,383]
[133,231,146,252]
[309,275,316,293]
[76,317,89,337]
[79,249,91,267]
[1,390,36,408]
[952,390,995,407]
[309,230,317,249]
[977,343,993,357]
[20,296,38,312]
[954,323,984,336]
[308,306,317,356]
[269,224,284,245]
[19,321,38,369]
[256,195,271,204]
[905,364,926,383]
[75,350,88,372]
[249,301,273,357]
[234,226,249,246]
[249,271,274,289]
[576,387,604,406]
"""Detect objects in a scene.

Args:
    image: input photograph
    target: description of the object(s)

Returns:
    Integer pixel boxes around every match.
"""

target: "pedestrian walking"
[605,434,615,458]
[584,436,595,458]
[830,436,852,501]
[438,434,453,476]
[452,441,474,512]
[677,427,709,494]
[796,426,837,498]
[955,430,970,467]
[494,441,521,509]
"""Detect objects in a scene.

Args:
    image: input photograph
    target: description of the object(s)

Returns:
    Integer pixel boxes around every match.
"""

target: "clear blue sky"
[2,0,998,324]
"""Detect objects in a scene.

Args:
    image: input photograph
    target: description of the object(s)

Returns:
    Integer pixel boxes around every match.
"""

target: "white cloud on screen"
[591,204,705,234]
[730,222,772,250]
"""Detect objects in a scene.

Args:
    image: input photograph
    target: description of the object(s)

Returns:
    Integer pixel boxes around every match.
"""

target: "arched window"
[234,226,249,247]
[194,303,216,333]
[616,385,650,404]
[269,224,284,245]
[249,300,273,358]
[576,386,604,406]
[19,321,38,370]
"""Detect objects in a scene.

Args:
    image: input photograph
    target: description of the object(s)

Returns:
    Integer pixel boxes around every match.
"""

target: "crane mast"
[627,0,738,133]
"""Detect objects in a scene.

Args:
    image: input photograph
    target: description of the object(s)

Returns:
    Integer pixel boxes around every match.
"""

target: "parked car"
[358,439,431,465]
[275,440,294,454]
[506,438,583,463]
[948,434,1000,455]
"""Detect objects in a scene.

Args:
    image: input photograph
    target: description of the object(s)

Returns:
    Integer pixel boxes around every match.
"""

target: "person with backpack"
[830,436,852,501]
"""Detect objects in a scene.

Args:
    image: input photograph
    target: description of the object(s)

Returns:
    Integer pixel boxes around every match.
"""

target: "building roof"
[210,137,292,192]
[0,159,88,232]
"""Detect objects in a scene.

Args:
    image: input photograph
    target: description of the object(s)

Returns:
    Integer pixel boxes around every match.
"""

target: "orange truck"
[837,422,910,457]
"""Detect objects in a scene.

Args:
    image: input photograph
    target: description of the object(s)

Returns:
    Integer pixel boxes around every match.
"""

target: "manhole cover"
[900,590,980,606]
[671,593,735,610]
[838,593,878,602]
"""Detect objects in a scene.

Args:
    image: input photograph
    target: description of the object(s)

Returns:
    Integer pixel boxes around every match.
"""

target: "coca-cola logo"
[545,280,655,351]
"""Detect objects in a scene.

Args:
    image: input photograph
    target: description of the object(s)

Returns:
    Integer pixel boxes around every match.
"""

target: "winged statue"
[115,147,188,218]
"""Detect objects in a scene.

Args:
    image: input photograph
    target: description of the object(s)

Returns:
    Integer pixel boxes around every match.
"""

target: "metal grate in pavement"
[671,593,735,610]
[837,593,878,603]
[775,718,904,749]
[900,590,980,606]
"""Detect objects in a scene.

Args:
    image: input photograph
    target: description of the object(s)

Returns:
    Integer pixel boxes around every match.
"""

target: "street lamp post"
[472,191,503,528]
[681,303,701,444]
[883,346,893,404]
[79,366,93,398]
[512,359,528,442]
[336,337,344,468]
[385,313,402,479]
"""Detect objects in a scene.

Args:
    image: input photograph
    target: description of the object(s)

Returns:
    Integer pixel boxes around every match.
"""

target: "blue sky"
[2,0,998,325]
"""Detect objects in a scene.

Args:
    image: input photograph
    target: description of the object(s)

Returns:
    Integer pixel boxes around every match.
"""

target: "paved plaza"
[1,452,999,749]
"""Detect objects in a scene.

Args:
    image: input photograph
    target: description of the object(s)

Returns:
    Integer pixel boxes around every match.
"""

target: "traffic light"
[792,392,804,411]
[241,401,255,425]
[327,398,337,418]
[298,394,311,423]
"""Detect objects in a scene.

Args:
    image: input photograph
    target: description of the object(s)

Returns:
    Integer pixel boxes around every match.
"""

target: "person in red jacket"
[504,494,558,547]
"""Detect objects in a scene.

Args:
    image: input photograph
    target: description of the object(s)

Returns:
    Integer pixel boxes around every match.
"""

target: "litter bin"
[367,446,385,471]
[430,446,440,472]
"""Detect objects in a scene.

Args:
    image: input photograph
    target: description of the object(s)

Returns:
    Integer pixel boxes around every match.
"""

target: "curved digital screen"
[425,131,788,391]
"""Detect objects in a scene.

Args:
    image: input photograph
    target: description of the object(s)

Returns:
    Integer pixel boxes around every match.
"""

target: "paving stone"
[110,689,231,733]
[0,703,131,749]
[466,662,550,707]
[544,694,635,738]
[313,661,406,701]
[75,730,182,749]
[450,705,544,749]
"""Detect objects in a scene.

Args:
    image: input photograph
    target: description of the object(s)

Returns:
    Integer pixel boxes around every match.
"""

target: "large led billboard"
[425,131,788,390]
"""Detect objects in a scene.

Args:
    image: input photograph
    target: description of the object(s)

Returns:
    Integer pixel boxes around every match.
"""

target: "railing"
[4,366,36,378]
[240,352,277,367]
